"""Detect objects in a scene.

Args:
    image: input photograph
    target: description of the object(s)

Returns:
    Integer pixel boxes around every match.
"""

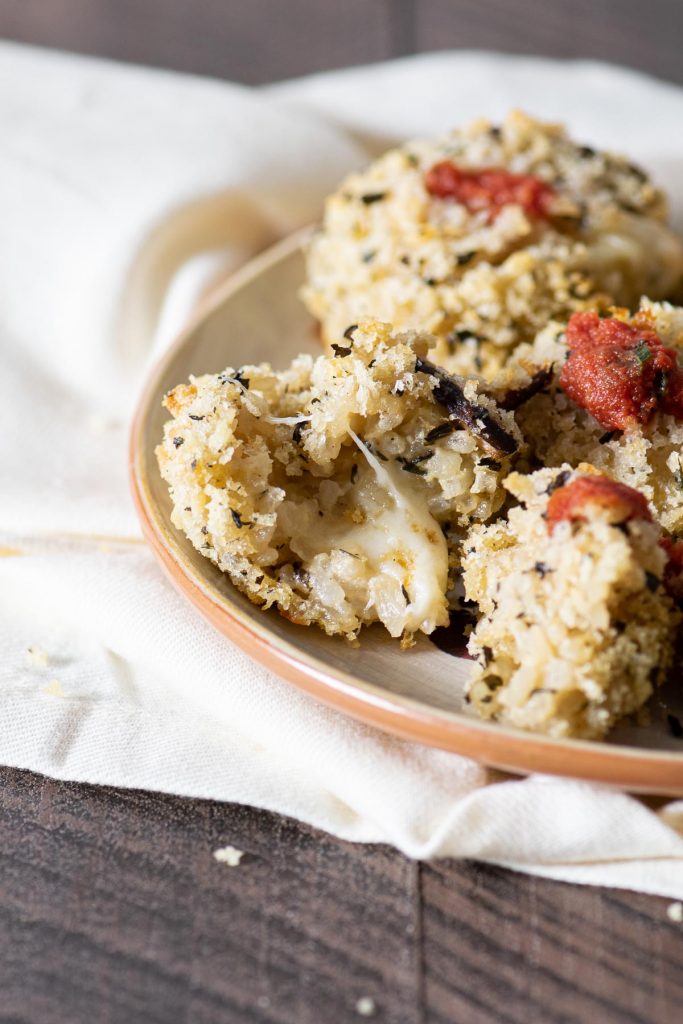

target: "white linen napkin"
[2,40,683,898]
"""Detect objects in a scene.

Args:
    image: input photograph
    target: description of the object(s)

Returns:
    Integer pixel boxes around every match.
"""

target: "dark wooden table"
[3,5,683,1021]
[3,0,683,87]
[2,765,682,1023]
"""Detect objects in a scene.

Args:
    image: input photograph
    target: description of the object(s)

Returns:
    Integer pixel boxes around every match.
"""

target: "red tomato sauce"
[547,475,652,534]
[560,312,683,430]
[424,161,555,221]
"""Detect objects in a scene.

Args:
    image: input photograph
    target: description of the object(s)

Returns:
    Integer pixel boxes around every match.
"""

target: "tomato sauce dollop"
[547,475,652,535]
[560,312,683,431]
[424,161,555,221]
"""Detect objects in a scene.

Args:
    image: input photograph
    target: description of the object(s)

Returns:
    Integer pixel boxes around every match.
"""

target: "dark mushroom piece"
[414,357,518,456]
[497,366,554,411]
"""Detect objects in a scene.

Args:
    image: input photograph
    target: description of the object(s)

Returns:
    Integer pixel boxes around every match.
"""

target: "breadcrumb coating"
[303,111,683,379]
[462,467,680,739]
[509,300,683,533]
[157,320,520,642]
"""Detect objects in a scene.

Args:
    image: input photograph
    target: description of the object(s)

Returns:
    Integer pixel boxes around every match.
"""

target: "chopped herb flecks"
[425,422,453,443]
[398,452,433,475]
[360,192,386,205]
[219,370,250,389]
[546,470,571,495]
[399,460,427,477]
[482,674,503,691]
[634,340,652,364]
[645,571,660,593]
[533,562,553,578]
[654,369,669,400]
[331,343,352,357]
[173,436,184,448]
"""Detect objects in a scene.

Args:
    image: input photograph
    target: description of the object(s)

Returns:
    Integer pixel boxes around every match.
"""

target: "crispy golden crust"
[505,300,683,534]
[462,466,680,739]
[303,111,683,379]
[156,320,520,641]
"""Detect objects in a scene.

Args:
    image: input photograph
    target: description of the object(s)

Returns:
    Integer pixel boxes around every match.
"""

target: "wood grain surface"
[2,0,683,86]
[1,765,682,1024]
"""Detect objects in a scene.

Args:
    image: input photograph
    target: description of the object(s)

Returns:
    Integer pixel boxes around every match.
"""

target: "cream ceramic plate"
[130,229,683,793]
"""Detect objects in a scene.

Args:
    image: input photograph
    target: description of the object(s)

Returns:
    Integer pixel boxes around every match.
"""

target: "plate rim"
[129,229,683,795]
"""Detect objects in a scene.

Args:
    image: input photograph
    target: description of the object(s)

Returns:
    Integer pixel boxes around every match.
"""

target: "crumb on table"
[213,845,244,867]
[667,901,683,922]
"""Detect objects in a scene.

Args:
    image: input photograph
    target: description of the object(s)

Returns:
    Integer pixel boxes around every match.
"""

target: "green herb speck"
[633,340,652,364]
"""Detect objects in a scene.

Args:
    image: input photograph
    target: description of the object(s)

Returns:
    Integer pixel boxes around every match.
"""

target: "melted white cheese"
[585,212,683,298]
[346,430,449,634]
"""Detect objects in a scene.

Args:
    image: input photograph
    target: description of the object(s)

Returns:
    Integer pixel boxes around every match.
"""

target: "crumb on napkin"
[42,679,65,698]
[26,646,49,668]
